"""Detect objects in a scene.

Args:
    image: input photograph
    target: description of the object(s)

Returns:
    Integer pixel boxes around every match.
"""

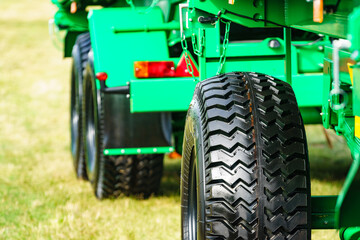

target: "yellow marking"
[348,63,354,85]
[356,116,360,139]
[228,0,235,5]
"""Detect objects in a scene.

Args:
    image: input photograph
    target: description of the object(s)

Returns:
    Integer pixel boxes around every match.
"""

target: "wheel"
[181,72,311,239]
[82,53,164,199]
[114,154,164,198]
[70,32,91,179]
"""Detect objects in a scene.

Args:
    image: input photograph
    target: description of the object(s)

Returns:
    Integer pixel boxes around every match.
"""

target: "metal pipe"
[112,21,180,33]
[330,39,351,110]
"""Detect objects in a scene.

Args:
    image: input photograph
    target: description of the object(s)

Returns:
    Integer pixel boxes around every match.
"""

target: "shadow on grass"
[158,157,181,197]
[308,142,353,181]
[304,125,353,181]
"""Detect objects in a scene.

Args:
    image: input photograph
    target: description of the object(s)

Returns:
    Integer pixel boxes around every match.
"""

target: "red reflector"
[134,61,176,78]
[96,72,108,81]
[175,53,199,77]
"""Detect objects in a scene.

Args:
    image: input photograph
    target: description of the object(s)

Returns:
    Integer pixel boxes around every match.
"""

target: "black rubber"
[70,32,91,180]
[83,57,115,199]
[82,52,164,199]
[181,72,311,239]
[113,154,164,198]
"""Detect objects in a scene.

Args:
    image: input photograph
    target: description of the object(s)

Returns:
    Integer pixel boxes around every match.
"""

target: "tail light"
[134,53,199,78]
[134,61,176,78]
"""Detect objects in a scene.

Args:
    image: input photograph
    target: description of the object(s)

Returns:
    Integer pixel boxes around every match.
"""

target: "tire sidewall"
[83,56,101,188]
[181,94,206,240]
[70,44,83,166]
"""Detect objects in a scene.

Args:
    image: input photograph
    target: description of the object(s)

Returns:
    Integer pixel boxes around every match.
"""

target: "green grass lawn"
[0,0,354,239]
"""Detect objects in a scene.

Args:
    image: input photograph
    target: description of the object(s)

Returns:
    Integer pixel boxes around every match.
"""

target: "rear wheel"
[181,72,311,239]
[114,154,164,198]
[82,55,164,199]
[70,32,91,180]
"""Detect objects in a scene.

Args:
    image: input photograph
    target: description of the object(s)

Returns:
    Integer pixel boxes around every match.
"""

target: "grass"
[0,0,354,239]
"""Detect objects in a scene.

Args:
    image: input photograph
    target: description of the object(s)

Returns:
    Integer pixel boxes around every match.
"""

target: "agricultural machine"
[51,0,360,239]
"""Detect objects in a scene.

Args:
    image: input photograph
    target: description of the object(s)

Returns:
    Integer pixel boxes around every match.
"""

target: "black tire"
[114,154,164,198]
[181,72,311,239]
[82,54,164,199]
[70,32,91,180]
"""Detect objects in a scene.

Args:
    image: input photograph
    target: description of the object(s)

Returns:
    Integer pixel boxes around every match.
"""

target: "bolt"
[189,18,193,22]
[351,50,360,61]
[268,39,281,49]
[126,94,130,98]
[320,112,324,116]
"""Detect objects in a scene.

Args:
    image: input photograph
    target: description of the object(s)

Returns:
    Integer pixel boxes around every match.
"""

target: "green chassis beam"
[104,146,174,155]
[311,195,337,229]
[130,77,197,113]
[129,74,323,113]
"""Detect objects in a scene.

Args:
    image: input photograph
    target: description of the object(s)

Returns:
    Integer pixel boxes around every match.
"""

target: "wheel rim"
[85,82,96,179]
[188,148,197,240]
[70,66,79,158]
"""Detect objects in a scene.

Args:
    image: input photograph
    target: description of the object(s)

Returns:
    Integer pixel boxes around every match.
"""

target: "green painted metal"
[130,77,197,112]
[335,120,360,228]
[130,74,323,124]
[187,0,360,232]
[349,7,360,54]
[354,67,360,117]
[190,0,355,39]
[87,7,170,89]
[290,74,324,107]
[300,107,322,124]
[284,27,292,84]
[51,0,360,233]
[186,15,325,114]
[340,227,360,240]
[112,20,180,33]
[54,9,88,31]
[292,2,359,40]
[311,195,337,229]
[191,0,266,28]
[350,8,360,118]
[320,40,360,228]
[104,146,174,155]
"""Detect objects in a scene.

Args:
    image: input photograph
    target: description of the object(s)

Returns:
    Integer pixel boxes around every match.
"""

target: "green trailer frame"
[181,1,360,238]
[51,0,360,238]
